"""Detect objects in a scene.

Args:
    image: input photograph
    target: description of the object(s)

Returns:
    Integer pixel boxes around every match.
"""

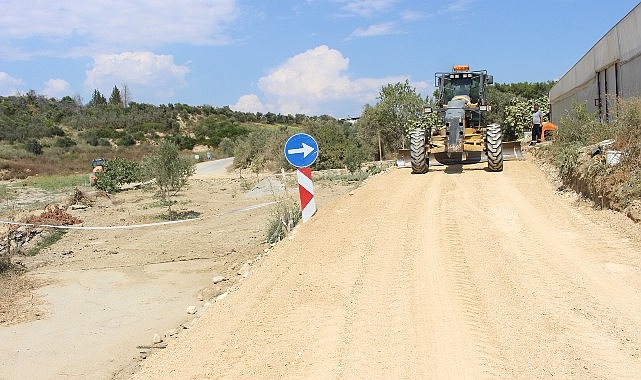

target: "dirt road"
[128,159,641,379]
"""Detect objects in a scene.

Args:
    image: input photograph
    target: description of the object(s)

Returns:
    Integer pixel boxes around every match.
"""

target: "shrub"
[25,139,43,155]
[219,137,235,157]
[117,134,136,146]
[266,198,301,244]
[96,157,142,193]
[55,136,77,148]
[345,144,367,173]
[142,141,194,212]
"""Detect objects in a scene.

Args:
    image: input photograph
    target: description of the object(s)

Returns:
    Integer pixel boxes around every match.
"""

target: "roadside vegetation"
[2,80,640,273]
[538,98,641,220]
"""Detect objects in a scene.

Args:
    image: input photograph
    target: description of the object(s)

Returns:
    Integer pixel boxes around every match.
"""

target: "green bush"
[219,137,235,157]
[96,157,142,193]
[86,134,99,146]
[117,134,136,146]
[345,144,366,173]
[503,96,549,141]
[25,138,43,155]
[55,136,77,148]
[547,97,641,213]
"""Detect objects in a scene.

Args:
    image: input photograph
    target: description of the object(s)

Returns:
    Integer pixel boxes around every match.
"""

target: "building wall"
[549,3,641,124]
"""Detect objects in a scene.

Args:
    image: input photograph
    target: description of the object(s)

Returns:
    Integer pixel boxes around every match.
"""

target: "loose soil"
[2,153,641,379]
[0,161,358,379]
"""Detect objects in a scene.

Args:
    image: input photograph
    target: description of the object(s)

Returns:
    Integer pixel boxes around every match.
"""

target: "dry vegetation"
[0,269,48,326]
[540,97,641,222]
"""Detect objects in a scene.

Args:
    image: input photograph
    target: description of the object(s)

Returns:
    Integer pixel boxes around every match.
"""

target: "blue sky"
[1,0,639,118]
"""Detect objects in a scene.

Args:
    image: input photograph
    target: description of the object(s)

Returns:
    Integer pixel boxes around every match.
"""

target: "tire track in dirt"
[430,166,508,379]
[464,160,641,378]
[334,169,434,379]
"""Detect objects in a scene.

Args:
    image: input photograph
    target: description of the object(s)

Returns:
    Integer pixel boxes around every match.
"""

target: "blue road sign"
[284,133,319,168]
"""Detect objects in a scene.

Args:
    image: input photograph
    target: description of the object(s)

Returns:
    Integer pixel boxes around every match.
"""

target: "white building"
[549,3,641,124]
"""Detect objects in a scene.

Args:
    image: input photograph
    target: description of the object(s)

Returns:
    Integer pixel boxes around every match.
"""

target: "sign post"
[284,133,319,222]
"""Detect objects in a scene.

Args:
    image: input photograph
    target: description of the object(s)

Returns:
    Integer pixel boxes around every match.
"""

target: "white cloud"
[85,51,189,103]
[335,0,399,17]
[401,10,431,21]
[0,72,23,95]
[0,0,240,57]
[235,45,421,116]
[232,94,266,113]
[41,79,71,99]
[445,0,476,12]
[347,22,399,38]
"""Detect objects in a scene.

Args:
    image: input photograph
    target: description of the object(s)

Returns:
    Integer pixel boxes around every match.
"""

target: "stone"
[186,305,197,314]
[212,275,225,284]
[237,263,250,277]
[216,292,228,302]
[625,200,641,222]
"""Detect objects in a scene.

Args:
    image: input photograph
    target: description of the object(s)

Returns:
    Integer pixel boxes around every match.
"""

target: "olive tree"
[143,141,194,213]
[357,80,424,160]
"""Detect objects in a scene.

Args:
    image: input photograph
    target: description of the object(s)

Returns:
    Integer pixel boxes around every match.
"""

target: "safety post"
[296,167,316,222]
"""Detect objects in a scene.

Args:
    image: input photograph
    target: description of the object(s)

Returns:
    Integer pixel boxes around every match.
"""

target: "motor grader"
[398,65,522,173]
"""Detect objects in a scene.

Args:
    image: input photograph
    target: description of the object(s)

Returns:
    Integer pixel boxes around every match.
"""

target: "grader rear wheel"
[410,129,429,174]
[486,123,504,172]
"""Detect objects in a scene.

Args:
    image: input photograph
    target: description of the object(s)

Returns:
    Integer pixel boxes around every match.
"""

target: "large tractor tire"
[410,129,429,174]
[486,123,504,172]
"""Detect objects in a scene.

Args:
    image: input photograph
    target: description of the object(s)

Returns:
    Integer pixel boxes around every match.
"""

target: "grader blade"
[396,149,412,168]
[429,151,484,166]
[502,141,523,160]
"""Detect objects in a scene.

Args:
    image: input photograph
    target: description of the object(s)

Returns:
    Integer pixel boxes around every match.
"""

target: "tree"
[493,81,555,99]
[304,118,367,170]
[357,80,424,160]
[143,141,194,214]
[486,81,556,128]
[109,86,122,106]
[503,96,550,140]
[121,83,131,107]
[88,89,107,107]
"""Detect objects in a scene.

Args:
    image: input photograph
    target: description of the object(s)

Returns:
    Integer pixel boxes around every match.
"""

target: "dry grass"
[546,97,641,215]
[0,268,48,326]
[0,144,158,180]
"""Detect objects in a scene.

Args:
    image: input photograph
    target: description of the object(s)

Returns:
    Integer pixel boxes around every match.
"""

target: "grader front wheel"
[410,129,429,174]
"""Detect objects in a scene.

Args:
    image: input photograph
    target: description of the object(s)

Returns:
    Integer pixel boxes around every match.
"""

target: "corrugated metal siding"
[550,3,641,124]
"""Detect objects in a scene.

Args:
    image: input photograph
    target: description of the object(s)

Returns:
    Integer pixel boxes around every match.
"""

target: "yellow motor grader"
[397,65,522,173]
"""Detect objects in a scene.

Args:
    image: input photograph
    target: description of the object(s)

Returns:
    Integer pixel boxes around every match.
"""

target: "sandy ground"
[129,158,641,379]
[3,155,641,379]
[0,159,357,380]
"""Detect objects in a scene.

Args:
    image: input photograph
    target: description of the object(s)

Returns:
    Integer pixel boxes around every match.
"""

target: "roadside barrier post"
[284,133,319,223]
[296,167,316,222]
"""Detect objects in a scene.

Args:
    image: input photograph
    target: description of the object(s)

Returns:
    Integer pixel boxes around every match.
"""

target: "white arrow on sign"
[287,142,315,158]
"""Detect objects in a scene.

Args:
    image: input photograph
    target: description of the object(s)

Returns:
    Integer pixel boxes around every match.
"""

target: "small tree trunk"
[378,130,382,162]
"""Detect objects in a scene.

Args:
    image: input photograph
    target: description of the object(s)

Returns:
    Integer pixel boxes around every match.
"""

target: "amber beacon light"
[452,65,470,71]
